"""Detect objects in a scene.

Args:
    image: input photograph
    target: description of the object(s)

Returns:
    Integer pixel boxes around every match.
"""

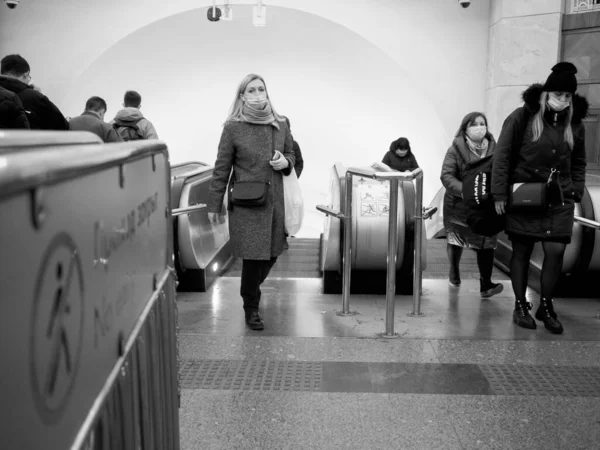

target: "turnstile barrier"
[0,133,180,450]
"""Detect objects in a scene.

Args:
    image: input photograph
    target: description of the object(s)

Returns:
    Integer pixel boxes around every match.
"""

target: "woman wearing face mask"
[207,74,295,331]
[491,62,588,334]
[382,137,420,172]
[440,112,504,298]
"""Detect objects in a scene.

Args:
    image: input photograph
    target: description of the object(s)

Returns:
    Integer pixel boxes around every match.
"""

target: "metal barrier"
[172,203,206,217]
[574,215,600,230]
[0,136,180,450]
[317,167,424,337]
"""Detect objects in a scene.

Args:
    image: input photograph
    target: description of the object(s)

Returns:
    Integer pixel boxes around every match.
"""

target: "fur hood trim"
[522,83,589,124]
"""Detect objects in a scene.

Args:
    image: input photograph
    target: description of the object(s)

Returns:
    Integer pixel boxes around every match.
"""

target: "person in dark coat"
[382,137,419,172]
[0,85,30,129]
[282,116,304,248]
[207,74,295,331]
[69,96,123,143]
[283,117,304,178]
[440,111,504,298]
[492,62,588,334]
[0,54,68,130]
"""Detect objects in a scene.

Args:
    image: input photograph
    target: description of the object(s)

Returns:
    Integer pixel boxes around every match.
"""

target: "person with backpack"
[111,90,158,141]
[491,62,588,334]
[440,111,504,298]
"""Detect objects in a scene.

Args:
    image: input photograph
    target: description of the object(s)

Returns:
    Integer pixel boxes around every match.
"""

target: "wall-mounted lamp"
[253,0,266,27]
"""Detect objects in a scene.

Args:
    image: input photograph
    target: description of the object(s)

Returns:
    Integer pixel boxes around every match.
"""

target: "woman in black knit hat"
[491,62,588,334]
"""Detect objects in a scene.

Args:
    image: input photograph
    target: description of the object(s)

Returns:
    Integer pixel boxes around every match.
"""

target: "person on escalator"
[207,73,295,331]
[491,62,588,334]
[382,137,419,172]
[440,111,504,298]
[283,116,304,250]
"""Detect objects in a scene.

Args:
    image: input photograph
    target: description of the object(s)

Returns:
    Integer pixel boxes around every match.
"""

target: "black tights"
[447,244,495,282]
[510,238,566,301]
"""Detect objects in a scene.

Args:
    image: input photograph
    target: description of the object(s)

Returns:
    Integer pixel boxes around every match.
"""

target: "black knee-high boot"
[447,243,463,286]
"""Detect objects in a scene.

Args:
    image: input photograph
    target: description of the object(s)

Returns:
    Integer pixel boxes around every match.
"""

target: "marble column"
[486,0,564,137]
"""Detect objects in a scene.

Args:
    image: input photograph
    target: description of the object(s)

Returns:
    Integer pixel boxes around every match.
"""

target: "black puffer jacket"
[0,86,30,129]
[0,75,68,130]
[491,84,588,239]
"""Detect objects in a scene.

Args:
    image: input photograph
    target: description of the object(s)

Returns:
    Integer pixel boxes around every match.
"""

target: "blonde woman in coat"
[207,74,295,331]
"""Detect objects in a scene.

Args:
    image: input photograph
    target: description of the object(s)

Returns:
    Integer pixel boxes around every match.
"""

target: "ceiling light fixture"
[253,0,266,27]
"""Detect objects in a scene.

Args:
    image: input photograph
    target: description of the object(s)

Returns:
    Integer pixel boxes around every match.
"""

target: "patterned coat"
[208,120,295,260]
[491,84,588,240]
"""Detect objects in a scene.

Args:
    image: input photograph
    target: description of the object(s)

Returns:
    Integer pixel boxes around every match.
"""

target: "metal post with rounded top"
[340,171,354,316]
[409,172,425,317]
[384,178,399,336]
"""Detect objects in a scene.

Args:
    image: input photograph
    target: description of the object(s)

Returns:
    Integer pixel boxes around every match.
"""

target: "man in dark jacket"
[0,85,30,129]
[69,96,123,143]
[0,54,68,130]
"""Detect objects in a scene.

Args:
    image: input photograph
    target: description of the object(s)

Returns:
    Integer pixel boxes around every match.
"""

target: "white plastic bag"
[283,170,304,235]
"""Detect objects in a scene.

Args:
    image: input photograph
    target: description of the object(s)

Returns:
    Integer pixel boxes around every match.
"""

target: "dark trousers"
[240,257,277,313]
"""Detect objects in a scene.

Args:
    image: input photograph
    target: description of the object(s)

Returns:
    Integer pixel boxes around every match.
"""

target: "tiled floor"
[177,241,600,450]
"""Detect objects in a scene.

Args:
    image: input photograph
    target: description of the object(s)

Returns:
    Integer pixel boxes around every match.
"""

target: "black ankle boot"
[513,300,536,329]
[535,298,563,334]
[480,278,503,298]
[246,311,264,330]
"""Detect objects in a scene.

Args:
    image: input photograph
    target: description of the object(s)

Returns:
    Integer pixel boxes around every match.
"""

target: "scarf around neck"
[465,135,489,158]
[239,102,279,129]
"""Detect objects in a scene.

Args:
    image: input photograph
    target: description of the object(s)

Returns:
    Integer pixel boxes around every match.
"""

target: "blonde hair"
[531,91,574,149]
[224,73,286,125]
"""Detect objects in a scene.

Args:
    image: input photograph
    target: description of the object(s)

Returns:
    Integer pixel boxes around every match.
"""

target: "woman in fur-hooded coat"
[491,62,588,334]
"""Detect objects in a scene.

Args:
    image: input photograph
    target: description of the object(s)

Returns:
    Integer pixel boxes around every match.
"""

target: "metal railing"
[574,215,600,230]
[171,203,206,217]
[317,167,424,337]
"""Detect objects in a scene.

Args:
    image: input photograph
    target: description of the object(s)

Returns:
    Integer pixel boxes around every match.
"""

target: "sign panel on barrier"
[0,145,170,449]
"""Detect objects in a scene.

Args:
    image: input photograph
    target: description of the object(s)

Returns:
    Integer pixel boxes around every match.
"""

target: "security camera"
[458,0,471,7]
[207,6,221,22]
[5,0,20,9]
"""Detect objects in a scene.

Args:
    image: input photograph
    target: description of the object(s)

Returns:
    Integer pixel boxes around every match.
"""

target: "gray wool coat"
[208,120,295,260]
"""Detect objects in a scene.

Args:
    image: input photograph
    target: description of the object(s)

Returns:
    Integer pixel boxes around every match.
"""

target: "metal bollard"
[408,172,425,317]
[340,172,354,316]
[384,178,399,336]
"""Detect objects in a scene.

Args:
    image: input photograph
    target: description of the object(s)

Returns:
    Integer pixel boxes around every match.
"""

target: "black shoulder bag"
[229,128,276,208]
[507,109,550,211]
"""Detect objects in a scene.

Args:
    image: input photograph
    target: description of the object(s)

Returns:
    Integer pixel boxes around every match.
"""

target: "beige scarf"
[239,102,279,129]
[465,136,489,158]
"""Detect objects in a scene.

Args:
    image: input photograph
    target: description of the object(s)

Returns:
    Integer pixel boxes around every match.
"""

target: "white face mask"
[547,93,571,112]
[243,95,267,108]
[395,149,408,157]
[467,125,486,141]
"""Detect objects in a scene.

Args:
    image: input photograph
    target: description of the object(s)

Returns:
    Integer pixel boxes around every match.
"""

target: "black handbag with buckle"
[509,182,548,210]
[229,181,271,207]
[229,128,277,208]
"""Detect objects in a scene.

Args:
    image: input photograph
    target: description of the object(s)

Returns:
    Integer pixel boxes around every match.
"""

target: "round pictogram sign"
[30,232,84,424]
